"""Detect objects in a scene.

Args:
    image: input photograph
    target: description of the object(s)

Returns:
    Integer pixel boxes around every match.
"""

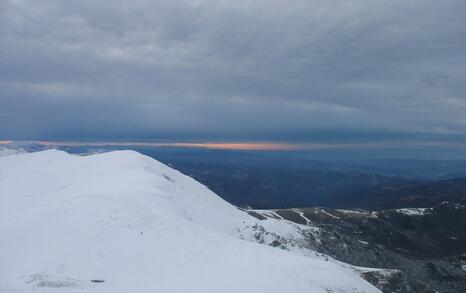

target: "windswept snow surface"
[0,150,379,293]
[0,147,26,157]
[394,208,432,216]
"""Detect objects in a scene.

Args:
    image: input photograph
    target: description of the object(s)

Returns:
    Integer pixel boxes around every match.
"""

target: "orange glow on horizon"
[35,141,301,151]
[171,142,300,151]
[12,140,466,151]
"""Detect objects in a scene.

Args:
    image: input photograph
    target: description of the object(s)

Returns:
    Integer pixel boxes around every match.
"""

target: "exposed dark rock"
[246,210,267,220]
[360,270,432,293]
[250,202,466,293]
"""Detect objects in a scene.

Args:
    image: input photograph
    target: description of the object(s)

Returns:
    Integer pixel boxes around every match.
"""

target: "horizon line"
[2,139,466,151]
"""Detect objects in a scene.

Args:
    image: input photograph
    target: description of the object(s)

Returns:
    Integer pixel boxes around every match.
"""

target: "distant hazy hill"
[335,177,466,210]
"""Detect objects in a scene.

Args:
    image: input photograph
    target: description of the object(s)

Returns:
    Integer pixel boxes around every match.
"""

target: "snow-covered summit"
[0,150,379,293]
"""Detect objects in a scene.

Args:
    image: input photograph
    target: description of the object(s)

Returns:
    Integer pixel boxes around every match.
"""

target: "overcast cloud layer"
[1,0,466,142]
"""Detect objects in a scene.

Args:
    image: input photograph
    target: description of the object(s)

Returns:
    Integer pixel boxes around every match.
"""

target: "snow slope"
[0,150,380,293]
[0,147,26,157]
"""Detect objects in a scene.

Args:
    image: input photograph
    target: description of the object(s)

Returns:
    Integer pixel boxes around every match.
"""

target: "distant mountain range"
[159,160,466,210]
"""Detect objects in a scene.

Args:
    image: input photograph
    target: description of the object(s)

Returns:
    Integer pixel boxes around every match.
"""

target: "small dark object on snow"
[91,279,105,283]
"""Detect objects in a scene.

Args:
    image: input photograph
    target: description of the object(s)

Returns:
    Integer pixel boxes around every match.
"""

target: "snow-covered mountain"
[0,150,380,293]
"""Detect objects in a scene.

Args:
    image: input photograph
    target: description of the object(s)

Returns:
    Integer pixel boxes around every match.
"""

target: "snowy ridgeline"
[0,150,381,293]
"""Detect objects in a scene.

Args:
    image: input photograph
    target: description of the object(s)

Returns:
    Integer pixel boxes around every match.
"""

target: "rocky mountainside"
[248,203,466,292]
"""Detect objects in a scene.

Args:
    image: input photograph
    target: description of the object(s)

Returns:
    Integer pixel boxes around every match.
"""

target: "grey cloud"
[1,0,466,141]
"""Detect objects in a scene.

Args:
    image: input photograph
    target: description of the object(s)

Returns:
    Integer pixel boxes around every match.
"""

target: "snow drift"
[0,150,379,292]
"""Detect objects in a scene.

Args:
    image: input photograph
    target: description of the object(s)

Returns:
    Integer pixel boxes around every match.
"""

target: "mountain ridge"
[0,149,380,293]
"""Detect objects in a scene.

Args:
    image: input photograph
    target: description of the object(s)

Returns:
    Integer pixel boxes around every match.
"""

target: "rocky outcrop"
[249,202,466,292]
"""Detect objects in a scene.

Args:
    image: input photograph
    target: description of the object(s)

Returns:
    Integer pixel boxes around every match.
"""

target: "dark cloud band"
[1,0,466,143]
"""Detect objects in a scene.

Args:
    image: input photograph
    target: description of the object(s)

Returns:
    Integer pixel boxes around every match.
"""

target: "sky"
[1,0,466,152]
